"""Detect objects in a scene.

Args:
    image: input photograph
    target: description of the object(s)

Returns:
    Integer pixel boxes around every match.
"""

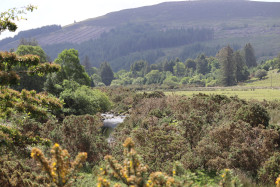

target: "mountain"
[1,0,280,71]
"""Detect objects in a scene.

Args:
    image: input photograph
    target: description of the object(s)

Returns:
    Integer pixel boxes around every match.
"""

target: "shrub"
[59,80,111,115]
[31,143,87,186]
[42,115,110,166]
[258,152,280,183]
[235,102,270,127]
[255,69,267,80]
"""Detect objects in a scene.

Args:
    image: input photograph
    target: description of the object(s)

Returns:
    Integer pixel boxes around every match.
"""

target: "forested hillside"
[1,0,280,70]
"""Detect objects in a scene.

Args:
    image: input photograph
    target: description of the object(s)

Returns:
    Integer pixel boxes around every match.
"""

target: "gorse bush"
[31,143,87,187]
[98,137,181,187]
[41,114,110,166]
[110,93,280,179]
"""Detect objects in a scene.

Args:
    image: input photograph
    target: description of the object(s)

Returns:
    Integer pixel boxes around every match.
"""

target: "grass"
[242,70,280,87]
[165,70,280,101]
[166,88,280,101]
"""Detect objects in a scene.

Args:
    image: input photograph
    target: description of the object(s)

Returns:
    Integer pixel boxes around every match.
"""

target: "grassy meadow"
[165,70,280,101]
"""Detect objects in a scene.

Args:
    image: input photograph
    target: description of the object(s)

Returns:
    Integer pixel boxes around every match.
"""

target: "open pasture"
[165,88,280,101]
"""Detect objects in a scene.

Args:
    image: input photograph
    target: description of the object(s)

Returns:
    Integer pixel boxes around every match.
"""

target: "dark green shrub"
[235,102,270,127]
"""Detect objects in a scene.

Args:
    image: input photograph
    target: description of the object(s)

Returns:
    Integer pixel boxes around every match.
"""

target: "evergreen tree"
[234,51,249,82]
[100,62,114,86]
[196,54,209,75]
[217,46,235,86]
[130,60,148,78]
[244,43,257,68]
[82,55,92,75]
[185,58,196,71]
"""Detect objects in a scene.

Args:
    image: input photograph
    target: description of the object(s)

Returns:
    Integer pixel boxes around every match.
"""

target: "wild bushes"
[110,92,280,184]
[41,114,110,166]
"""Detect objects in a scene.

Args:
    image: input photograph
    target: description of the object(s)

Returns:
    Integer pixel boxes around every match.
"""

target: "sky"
[1,0,280,40]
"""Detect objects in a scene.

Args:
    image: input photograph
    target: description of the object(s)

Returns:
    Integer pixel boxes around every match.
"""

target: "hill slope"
[1,0,280,70]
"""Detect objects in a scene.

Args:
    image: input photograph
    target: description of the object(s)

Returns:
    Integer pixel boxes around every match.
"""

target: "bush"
[255,69,267,80]
[258,152,280,183]
[59,80,112,115]
[235,102,270,127]
[42,115,110,166]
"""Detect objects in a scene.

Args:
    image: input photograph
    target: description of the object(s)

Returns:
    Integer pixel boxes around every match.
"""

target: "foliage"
[0,5,36,34]
[235,102,270,127]
[0,51,60,87]
[31,143,87,187]
[217,46,235,86]
[41,114,110,166]
[98,137,183,187]
[100,62,114,86]
[0,88,62,121]
[0,155,49,187]
[13,45,49,92]
[0,124,51,158]
[44,49,90,96]
[59,80,111,115]
[258,152,280,184]
[244,43,257,68]
[255,69,268,80]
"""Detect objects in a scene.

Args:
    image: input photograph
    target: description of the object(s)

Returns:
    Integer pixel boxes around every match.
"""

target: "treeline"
[43,23,214,70]
[90,43,280,87]
[0,24,61,46]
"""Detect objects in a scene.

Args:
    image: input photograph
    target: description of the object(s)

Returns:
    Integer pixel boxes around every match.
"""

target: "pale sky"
[0,0,280,40]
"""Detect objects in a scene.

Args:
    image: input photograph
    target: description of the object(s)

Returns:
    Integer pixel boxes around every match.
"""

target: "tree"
[82,55,92,75]
[244,43,257,68]
[196,54,209,75]
[173,61,186,77]
[145,70,163,84]
[100,62,114,86]
[217,46,235,86]
[234,51,249,82]
[185,58,196,71]
[130,60,148,78]
[12,45,49,92]
[255,69,267,80]
[44,49,91,95]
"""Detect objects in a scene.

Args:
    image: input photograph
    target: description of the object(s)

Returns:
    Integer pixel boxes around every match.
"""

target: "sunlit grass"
[242,70,280,87]
[166,88,280,101]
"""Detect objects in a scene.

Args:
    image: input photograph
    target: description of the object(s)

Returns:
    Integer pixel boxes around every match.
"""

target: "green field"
[165,88,280,101]
[165,70,280,101]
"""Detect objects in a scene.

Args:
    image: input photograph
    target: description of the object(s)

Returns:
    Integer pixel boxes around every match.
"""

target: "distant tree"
[82,55,92,75]
[130,60,148,77]
[185,58,196,71]
[217,46,235,86]
[44,49,90,95]
[18,38,38,46]
[145,70,162,84]
[163,60,175,73]
[173,61,186,77]
[255,69,267,80]
[196,54,209,75]
[16,45,47,62]
[100,62,114,86]
[234,51,249,82]
[244,43,257,68]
